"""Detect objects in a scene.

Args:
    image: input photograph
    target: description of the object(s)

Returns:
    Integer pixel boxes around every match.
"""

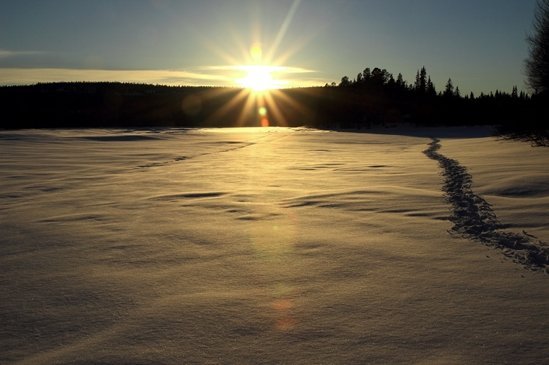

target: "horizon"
[0,0,539,94]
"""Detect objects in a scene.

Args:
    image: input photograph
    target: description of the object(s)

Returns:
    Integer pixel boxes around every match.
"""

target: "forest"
[0,66,547,136]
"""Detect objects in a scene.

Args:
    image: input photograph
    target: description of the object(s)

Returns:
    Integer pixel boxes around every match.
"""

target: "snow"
[1,127,548,364]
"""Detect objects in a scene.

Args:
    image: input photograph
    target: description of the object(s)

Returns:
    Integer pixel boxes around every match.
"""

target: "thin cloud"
[0,49,44,59]
[0,67,325,87]
[0,68,234,86]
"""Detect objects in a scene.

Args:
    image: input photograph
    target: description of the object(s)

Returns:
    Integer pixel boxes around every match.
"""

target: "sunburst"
[199,0,319,127]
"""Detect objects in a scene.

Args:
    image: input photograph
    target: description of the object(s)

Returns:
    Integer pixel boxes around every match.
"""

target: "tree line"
[0,76,545,133]
[332,66,527,101]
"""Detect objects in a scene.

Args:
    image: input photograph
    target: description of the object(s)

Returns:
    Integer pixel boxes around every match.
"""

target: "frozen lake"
[1,127,548,364]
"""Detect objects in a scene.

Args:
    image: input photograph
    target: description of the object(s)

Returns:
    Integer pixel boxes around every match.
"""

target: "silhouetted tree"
[339,76,351,87]
[396,73,406,89]
[371,67,389,86]
[387,74,396,88]
[414,66,428,93]
[526,0,549,94]
[444,78,454,97]
[427,76,436,96]
[419,66,427,92]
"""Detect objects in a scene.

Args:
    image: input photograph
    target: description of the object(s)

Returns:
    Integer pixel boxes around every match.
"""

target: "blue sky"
[0,0,538,93]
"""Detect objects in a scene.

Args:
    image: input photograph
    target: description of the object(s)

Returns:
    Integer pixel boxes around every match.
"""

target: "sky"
[0,0,539,94]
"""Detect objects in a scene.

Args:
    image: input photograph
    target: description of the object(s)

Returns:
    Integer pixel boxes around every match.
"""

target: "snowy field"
[1,127,548,364]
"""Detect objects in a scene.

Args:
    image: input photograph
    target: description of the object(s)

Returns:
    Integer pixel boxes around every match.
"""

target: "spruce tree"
[419,66,428,93]
[396,73,405,88]
[427,76,436,96]
[444,78,454,97]
[512,85,519,98]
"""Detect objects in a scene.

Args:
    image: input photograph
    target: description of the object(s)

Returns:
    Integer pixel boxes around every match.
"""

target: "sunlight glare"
[238,66,279,91]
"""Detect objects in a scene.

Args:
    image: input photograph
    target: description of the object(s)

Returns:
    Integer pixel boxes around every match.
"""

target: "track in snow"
[424,138,548,272]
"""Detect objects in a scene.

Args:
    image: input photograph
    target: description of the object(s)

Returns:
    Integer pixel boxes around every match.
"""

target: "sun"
[238,66,278,91]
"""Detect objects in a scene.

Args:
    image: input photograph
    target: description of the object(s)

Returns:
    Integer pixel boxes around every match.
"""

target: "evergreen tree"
[414,67,428,93]
[512,85,518,98]
[526,0,549,94]
[419,66,428,93]
[455,86,461,98]
[426,76,436,96]
[414,70,421,91]
[396,73,405,88]
[444,78,454,97]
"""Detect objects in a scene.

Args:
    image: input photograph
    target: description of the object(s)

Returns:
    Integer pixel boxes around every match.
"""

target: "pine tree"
[426,76,436,96]
[444,78,454,97]
[396,73,405,88]
[419,66,427,93]
[414,66,428,93]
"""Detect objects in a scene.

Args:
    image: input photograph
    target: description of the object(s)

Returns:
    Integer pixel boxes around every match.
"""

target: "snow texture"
[424,138,548,270]
[1,127,548,365]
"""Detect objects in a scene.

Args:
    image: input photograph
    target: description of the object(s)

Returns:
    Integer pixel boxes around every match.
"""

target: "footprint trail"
[424,138,548,271]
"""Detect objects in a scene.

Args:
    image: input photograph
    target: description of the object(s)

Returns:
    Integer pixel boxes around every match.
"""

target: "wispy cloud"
[0,67,326,87]
[0,68,234,86]
[0,49,43,59]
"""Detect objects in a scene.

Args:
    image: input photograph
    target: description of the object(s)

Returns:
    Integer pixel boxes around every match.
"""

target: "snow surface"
[1,127,548,364]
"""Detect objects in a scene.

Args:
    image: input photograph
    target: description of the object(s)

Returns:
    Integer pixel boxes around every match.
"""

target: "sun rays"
[201,36,315,127]
[192,0,322,128]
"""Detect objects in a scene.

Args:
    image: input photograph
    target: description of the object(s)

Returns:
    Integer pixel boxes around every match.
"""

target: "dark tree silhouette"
[444,78,454,97]
[396,73,406,88]
[427,76,436,96]
[414,66,428,93]
[526,0,549,94]
[339,76,351,87]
